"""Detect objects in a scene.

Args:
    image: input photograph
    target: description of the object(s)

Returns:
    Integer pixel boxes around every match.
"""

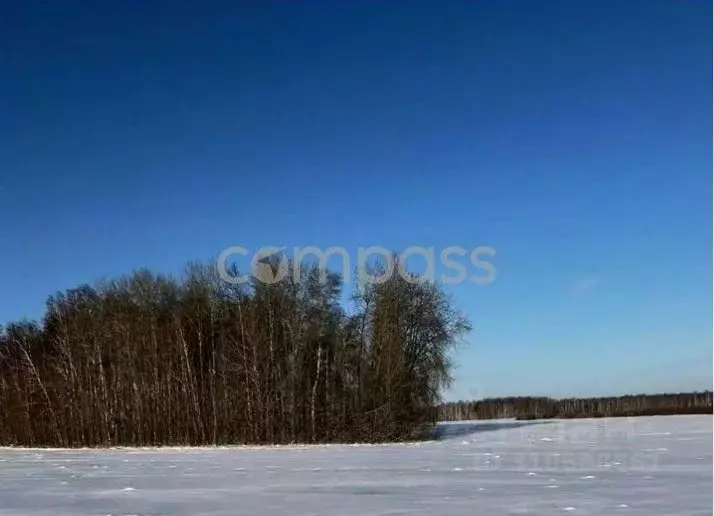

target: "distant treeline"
[0,258,469,447]
[438,391,713,421]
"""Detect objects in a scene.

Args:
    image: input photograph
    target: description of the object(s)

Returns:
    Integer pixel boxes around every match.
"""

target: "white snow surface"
[0,415,711,515]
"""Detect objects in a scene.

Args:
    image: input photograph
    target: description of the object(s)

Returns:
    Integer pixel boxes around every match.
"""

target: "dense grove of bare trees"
[438,391,713,421]
[0,259,470,447]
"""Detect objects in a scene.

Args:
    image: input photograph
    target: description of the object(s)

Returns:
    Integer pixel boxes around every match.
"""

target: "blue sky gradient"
[1,0,711,399]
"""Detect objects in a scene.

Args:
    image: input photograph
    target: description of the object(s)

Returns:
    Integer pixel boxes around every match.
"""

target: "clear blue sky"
[1,1,711,399]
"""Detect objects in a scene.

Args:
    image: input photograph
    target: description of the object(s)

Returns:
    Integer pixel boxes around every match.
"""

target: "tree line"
[0,257,470,447]
[438,391,712,421]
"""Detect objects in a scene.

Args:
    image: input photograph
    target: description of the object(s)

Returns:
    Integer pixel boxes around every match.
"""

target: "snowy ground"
[0,415,710,515]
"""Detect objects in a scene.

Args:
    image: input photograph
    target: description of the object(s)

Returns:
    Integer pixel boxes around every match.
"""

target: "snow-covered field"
[0,415,710,515]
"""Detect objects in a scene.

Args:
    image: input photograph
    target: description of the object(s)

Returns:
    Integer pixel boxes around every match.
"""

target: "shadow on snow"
[430,420,548,440]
